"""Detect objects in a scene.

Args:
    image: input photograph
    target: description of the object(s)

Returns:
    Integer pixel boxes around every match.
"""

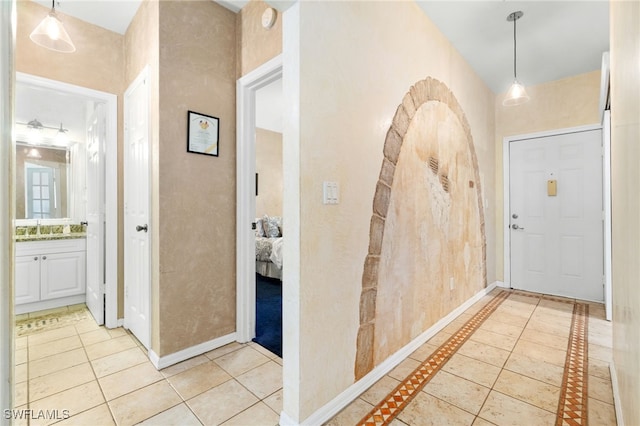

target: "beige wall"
[286,2,496,420]
[237,0,282,78]
[611,1,640,425]
[256,128,283,217]
[156,0,237,356]
[16,0,126,316]
[494,71,601,281]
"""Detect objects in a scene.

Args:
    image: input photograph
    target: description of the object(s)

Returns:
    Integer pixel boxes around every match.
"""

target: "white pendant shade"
[30,10,76,53]
[503,80,530,106]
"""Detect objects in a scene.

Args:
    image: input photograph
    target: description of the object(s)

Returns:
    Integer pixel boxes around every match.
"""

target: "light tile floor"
[14,308,283,426]
[327,289,617,426]
[14,289,616,426]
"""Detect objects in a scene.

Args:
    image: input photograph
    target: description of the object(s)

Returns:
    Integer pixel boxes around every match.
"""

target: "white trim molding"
[282,283,498,426]
[236,55,283,343]
[610,362,625,426]
[0,0,15,421]
[15,72,119,329]
[149,332,237,370]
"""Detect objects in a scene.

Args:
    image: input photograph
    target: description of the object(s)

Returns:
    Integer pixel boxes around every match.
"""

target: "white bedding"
[269,237,283,269]
[256,236,283,277]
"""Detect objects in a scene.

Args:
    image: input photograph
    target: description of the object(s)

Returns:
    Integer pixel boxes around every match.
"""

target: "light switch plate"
[323,181,339,204]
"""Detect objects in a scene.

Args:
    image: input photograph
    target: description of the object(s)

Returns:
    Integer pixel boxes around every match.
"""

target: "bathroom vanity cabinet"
[15,239,86,314]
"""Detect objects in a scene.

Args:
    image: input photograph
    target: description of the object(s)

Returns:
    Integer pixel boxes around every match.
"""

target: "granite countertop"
[15,233,86,242]
[15,224,87,242]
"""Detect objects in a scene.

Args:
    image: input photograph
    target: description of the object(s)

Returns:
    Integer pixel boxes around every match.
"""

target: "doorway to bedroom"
[253,77,284,357]
[236,55,284,360]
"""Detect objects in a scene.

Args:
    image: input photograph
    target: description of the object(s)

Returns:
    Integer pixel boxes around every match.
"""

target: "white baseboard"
[149,332,237,370]
[496,280,508,288]
[279,411,297,426]
[610,361,624,426]
[283,281,498,426]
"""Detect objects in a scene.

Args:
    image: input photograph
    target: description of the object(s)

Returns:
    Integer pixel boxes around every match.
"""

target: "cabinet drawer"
[16,239,86,257]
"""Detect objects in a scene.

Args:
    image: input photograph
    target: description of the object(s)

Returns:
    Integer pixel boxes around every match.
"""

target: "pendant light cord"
[513,16,517,80]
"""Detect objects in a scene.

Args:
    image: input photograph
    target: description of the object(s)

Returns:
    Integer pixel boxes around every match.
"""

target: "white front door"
[85,104,105,325]
[124,68,151,348]
[509,129,604,301]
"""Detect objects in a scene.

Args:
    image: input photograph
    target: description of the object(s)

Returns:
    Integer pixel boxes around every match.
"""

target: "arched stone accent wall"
[355,77,487,379]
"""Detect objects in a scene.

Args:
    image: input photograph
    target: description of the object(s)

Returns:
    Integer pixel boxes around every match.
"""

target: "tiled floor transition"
[13,288,616,426]
[14,306,283,425]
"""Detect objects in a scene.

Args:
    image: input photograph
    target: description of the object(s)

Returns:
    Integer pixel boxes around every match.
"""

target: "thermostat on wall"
[262,7,277,29]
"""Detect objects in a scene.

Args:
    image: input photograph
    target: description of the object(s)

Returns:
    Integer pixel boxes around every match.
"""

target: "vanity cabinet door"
[15,255,41,304]
[40,251,86,300]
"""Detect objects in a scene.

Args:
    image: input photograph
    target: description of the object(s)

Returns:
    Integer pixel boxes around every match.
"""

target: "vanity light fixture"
[54,122,69,145]
[30,0,76,53]
[503,11,530,106]
[27,148,42,159]
[27,118,44,130]
[20,119,70,145]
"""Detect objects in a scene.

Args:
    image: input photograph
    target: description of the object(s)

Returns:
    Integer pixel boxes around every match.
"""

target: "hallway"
[13,287,615,425]
[329,289,615,425]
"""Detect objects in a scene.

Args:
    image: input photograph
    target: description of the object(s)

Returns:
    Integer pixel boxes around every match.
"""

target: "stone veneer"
[355,77,486,379]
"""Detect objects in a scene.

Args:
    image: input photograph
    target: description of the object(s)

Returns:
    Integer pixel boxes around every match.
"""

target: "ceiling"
[417,1,609,93]
[34,0,609,94]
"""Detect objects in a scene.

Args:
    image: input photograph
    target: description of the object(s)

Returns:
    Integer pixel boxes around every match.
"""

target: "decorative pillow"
[255,218,265,237]
[272,216,283,233]
[262,214,281,238]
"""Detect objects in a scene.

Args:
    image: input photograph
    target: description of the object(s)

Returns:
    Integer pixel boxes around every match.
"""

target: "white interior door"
[85,104,105,325]
[509,129,604,301]
[124,68,150,348]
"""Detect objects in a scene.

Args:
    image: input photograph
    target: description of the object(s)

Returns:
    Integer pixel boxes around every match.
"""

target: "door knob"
[511,224,525,230]
[512,214,518,219]
[136,224,148,232]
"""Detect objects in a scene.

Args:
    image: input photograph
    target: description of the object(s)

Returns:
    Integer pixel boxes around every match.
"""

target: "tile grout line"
[76,321,119,426]
[555,302,589,426]
[356,290,512,426]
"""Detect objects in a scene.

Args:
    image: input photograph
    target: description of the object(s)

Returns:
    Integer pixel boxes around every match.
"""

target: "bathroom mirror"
[15,75,93,223]
[16,143,71,219]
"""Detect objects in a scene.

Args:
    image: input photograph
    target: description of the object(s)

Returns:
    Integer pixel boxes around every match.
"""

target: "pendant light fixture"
[503,11,529,106]
[29,0,76,53]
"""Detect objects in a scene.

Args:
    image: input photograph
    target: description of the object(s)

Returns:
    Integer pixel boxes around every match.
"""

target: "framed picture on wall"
[187,110,219,156]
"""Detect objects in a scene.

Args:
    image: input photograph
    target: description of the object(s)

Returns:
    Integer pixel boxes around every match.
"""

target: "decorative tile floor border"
[356,290,511,426]
[15,307,90,336]
[556,302,589,426]
[356,290,592,426]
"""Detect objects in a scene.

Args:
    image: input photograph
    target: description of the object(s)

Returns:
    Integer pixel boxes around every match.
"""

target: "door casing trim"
[16,72,118,328]
[236,55,283,343]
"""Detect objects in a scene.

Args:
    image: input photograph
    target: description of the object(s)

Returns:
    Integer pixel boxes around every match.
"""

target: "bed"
[255,216,283,280]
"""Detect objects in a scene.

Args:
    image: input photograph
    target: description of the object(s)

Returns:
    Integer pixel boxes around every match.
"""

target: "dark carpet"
[252,273,282,358]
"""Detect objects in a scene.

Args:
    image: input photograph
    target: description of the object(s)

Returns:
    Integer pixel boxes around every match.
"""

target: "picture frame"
[187,110,219,156]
